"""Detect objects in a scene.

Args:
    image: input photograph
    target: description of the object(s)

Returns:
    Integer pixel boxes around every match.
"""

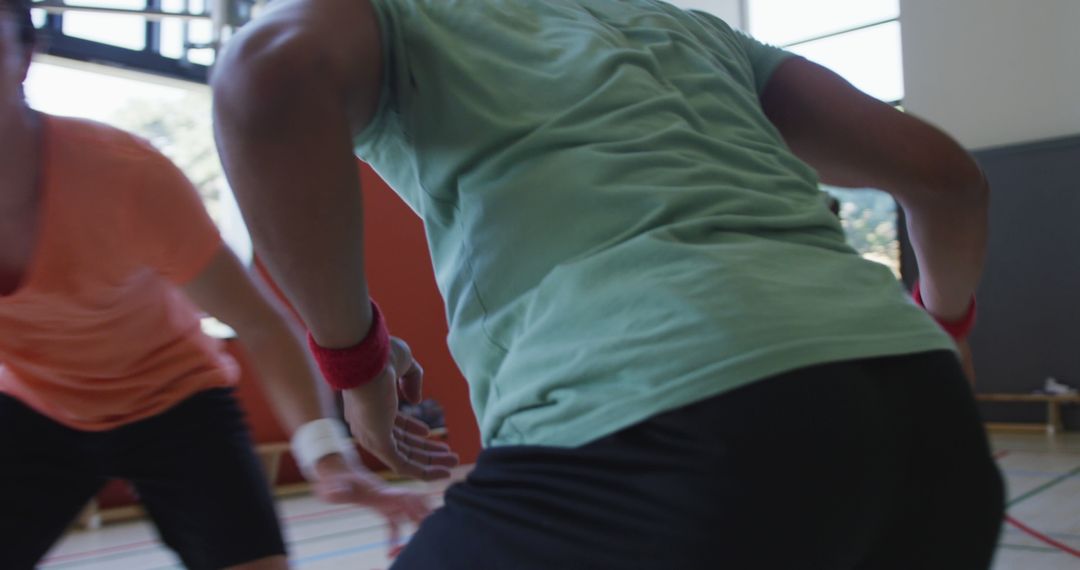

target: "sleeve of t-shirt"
[733,31,795,96]
[686,9,795,96]
[126,140,224,285]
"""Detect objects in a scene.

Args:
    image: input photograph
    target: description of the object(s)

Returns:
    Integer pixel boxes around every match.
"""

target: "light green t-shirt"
[357,0,953,448]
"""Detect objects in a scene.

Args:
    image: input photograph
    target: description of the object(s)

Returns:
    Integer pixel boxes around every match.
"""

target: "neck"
[0,105,42,213]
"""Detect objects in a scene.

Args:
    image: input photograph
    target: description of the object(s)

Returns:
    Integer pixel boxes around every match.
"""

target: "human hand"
[311,452,431,552]
[343,337,460,480]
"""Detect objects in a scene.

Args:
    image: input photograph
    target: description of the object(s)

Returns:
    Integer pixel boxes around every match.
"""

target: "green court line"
[1008,464,1080,507]
[1000,543,1059,553]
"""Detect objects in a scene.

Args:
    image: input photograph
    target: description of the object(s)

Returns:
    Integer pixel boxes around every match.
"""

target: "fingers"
[375,490,430,559]
[398,444,459,469]
[393,429,458,465]
[389,337,414,374]
[387,336,423,404]
[394,413,431,436]
[398,361,424,404]
[396,429,453,453]
[308,462,431,561]
[391,444,456,481]
[386,514,401,558]
[404,494,430,524]
[383,415,459,480]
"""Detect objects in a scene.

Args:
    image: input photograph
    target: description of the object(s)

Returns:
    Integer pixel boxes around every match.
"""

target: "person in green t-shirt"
[211,0,1003,566]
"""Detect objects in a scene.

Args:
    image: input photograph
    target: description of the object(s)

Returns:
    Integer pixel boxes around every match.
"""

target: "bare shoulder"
[211,0,384,134]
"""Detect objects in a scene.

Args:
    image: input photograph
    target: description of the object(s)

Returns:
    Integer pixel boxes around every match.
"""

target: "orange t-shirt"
[0,114,237,431]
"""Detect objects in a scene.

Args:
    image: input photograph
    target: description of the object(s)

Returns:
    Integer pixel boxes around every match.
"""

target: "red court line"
[41,506,357,564]
[284,506,356,523]
[40,539,159,564]
[42,489,447,564]
[998,446,1080,559]
[1005,516,1080,559]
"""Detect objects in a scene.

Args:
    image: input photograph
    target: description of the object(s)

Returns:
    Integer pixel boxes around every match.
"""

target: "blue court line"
[44,519,394,569]
[293,534,413,567]
[47,463,1080,568]
[64,530,405,570]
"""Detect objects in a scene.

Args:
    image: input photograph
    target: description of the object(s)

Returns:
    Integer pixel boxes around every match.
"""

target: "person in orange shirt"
[0,3,455,569]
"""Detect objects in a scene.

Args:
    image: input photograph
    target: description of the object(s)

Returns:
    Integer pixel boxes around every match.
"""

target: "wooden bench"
[976,393,1080,434]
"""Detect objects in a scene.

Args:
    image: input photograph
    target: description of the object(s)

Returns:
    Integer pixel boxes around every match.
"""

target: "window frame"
[744,0,902,105]
[33,0,214,82]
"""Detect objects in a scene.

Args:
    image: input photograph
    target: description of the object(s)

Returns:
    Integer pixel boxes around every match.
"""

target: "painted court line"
[994,448,1080,457]
[40,540,159,565]
[993,449,1080,560]
[293,535,413,567]
[1004,467,1080,478]
[1000,543,1059,553]
[1007,464,1080,507]
[44,519,393,569]
[43,505,377,565]
[1003,528,1080,542]
[1004,516,1080,559]
[40,546,169,570]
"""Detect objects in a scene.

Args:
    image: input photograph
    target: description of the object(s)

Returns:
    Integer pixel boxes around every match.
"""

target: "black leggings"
[0,389,285,570]
[395,351,1005,569]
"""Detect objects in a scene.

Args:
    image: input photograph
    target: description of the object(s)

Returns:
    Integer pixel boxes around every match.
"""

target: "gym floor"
[41,434,1080,569]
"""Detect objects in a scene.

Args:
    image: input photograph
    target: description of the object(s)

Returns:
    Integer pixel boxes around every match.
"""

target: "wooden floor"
[41,433,1080,569]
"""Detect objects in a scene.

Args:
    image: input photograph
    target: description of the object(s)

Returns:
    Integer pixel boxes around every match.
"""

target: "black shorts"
[0,388,286,570]
[394,351,1005,570]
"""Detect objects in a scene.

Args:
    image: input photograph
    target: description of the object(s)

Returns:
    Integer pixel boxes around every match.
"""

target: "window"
[61,0,147,51]
[24,56,253,266]
[668,0,744,28]
[749,0,904,276]
[25,57,251,337]
[747,0,903,103]
[29,0,227,81]
[825,187,900,277]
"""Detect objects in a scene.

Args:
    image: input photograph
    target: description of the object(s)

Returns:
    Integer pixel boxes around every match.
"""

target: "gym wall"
[900,0,1080,150]
[358,164,484,463]
[899,0,1080,427]
[970,137,1080,427]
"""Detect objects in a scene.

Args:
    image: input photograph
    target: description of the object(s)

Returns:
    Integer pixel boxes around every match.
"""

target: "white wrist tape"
[290,418,360,481]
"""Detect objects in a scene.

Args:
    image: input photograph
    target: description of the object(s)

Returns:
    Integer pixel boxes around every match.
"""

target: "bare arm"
[760,57,989,321]
[183,248,432,535]
[210,0,384,348]
[183,248,328,432]
[212,0,459,480]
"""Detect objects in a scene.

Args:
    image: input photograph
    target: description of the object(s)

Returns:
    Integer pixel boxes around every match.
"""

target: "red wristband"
[911,281,977,341]
[307,301,391,391]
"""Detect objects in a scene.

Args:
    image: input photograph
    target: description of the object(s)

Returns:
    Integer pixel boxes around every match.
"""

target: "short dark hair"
[2,0,35,47]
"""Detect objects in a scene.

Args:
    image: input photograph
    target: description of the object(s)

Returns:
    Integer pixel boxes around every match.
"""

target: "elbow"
[936,160,990,212]
[901,148,991,213]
